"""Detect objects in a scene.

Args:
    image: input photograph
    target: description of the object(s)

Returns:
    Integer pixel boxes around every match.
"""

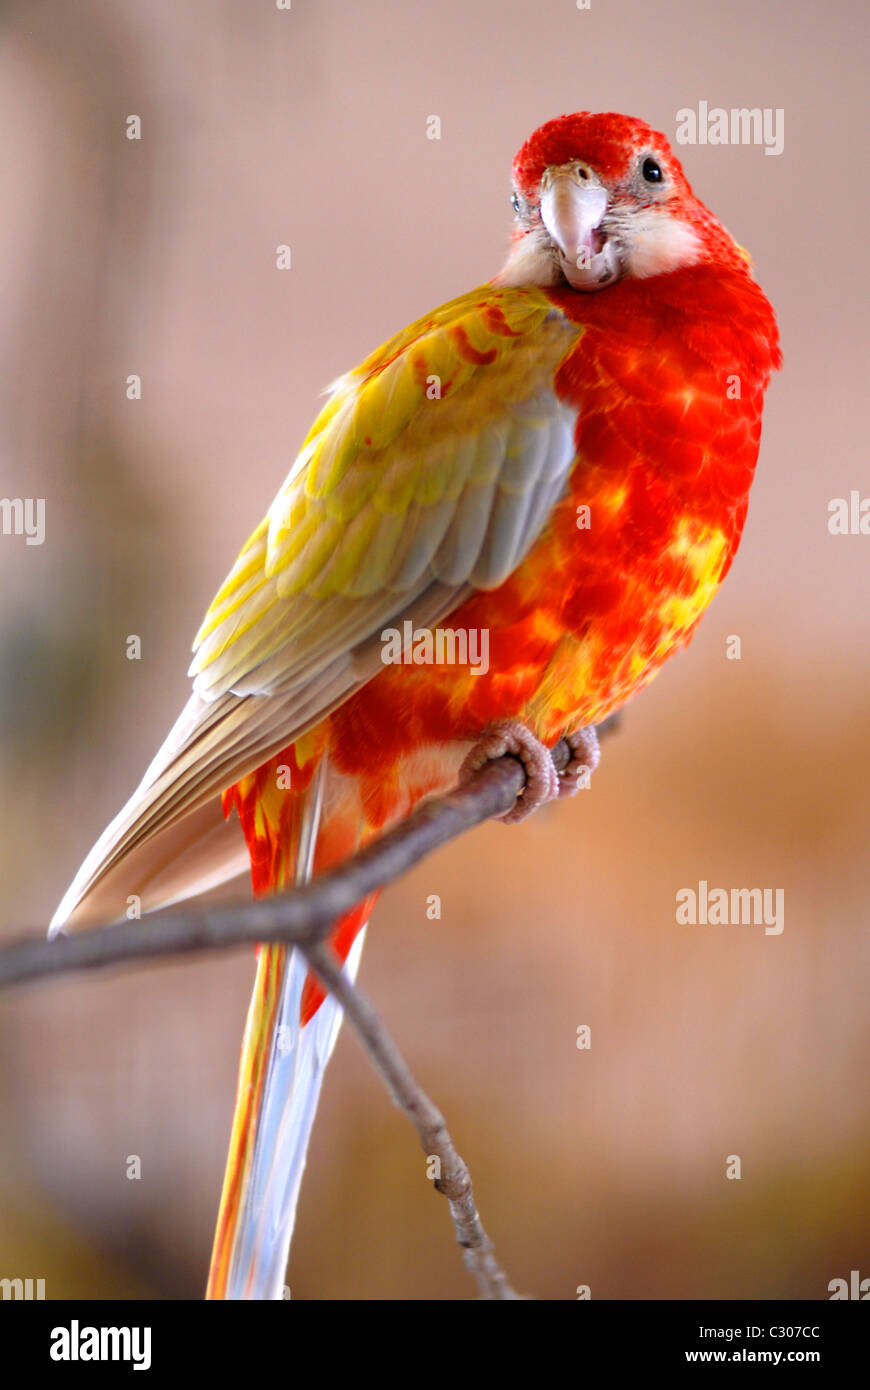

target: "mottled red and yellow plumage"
[221,263,778,1019]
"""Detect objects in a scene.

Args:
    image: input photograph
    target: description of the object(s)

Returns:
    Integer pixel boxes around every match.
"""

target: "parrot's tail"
[205,930,370,1299]
[206,749,378,1300]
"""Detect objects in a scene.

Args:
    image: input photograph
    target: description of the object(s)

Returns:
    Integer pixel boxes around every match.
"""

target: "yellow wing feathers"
[190,286,580,702]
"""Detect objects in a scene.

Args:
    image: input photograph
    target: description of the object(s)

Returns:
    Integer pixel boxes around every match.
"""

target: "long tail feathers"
[206,757,376,1300]
[206,931,367,1299]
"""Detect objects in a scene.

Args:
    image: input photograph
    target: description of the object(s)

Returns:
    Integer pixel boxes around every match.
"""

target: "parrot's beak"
[540,165,621,291]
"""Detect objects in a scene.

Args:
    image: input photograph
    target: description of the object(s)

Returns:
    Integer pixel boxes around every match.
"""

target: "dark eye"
[511,192,522,213]
[641,156,663,184]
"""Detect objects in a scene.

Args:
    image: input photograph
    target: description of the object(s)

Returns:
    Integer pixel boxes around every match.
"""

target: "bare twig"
[0,730,618,988]
[304,938,520,1299]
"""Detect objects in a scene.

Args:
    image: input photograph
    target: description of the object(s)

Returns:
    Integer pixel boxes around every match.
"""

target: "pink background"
[0,0,867,1298]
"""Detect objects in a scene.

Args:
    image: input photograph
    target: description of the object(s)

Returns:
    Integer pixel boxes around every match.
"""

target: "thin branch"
[0,729,620,988]
[304,938,520,1300]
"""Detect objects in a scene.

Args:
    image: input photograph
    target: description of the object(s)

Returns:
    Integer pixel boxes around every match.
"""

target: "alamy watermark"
[676,880,784,935]
[1,1276,45,1299]
[0,496,45,545]
[828,491,870,535]
[829,1270,870,1299]
[381,621,489,675]
[675,103,784,156]
[50,1321,151,1370]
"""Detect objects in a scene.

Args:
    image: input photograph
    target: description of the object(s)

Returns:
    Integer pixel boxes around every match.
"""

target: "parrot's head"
[500,111,748,292]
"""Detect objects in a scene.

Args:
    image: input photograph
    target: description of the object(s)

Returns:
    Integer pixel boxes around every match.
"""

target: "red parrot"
[49,112,781,1299]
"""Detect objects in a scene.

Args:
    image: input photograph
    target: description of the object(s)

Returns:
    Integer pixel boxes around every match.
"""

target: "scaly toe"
[459,719,560,824]
[557,724,601,798]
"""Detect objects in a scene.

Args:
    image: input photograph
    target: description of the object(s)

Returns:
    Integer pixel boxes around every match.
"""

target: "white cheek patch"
[494,228,561,288]
[495,212,703,289]
[624,212,702,279]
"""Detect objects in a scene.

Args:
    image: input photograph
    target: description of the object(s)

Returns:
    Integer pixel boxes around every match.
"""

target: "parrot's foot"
[459,720,560,824]
[557,724,601,798]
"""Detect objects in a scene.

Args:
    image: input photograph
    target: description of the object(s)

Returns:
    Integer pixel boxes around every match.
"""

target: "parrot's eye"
[510,192,522,214]
[641,157,664,184]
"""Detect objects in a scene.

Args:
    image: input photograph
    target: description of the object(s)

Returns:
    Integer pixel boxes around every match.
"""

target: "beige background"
[0,0,868,1298]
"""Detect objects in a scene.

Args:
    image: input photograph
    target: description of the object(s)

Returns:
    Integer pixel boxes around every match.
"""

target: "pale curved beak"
[540,168,620,291]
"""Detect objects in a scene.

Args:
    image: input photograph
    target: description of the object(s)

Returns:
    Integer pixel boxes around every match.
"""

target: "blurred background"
[0,0,868,1300]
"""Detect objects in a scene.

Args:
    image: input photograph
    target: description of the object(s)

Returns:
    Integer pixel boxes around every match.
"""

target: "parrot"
[48,111,781,1300]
